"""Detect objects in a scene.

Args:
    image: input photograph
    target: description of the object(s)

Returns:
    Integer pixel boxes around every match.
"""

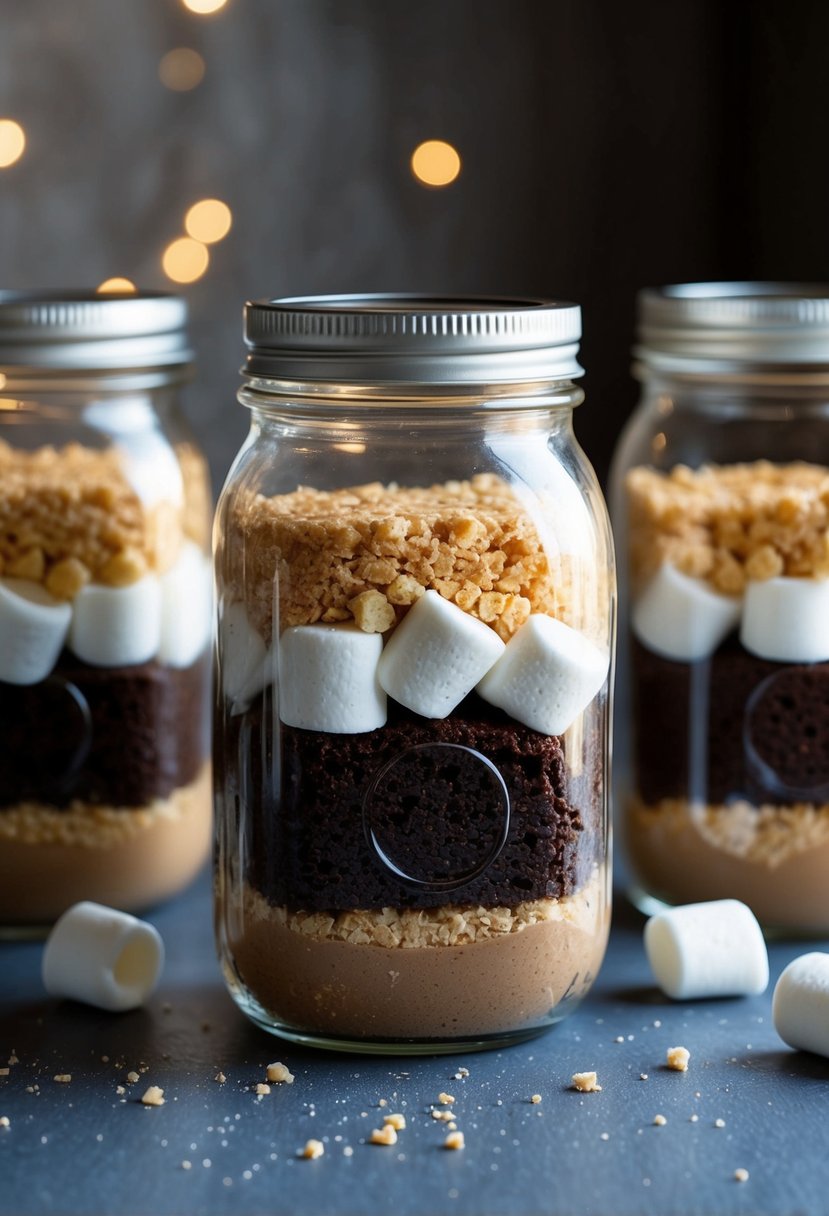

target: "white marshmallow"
[68,576,162,667]
[219,601,270,707]
[377,591,504,720]
[772,952,829,1058]
[632,563,741,662]
[279,623,386,733]
[644,899,769,1001]
[0,578,72,685]
[42,901,164,1013]
[477,614,608,736]
[157,542,213,668]
[741,577,829,663]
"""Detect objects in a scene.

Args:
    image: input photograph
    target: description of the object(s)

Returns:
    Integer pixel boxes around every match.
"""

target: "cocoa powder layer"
[0,763,211,925]
[628,796,829,933]
[222,869,609,1043]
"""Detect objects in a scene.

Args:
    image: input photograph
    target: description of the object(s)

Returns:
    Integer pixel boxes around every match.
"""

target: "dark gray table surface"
[1,870,828,1216]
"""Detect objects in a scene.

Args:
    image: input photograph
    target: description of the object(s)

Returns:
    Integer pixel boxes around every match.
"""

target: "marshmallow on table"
[477,613,608,736]
[42,901,164,1013]
[279,622,386,733]
[219,601,270,707]
[632,563,741,662]
[157,542,213,668]
[644,899,769,1000]
[773,952,829,1058]
[0,578,72,685]
[741,577,829,663]
[377,590,504,720]
[68,576,161,667]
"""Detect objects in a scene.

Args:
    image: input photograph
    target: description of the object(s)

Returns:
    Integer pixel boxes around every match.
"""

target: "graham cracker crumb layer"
[626,461,829,594]
[226,473,592,644]
[243,867,603,949]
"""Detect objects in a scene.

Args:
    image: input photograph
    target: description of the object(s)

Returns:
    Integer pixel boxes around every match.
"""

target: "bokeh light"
[0,120,26,169]
[162,237,209,284]
[158,48,206,91]
[97,278,137,294]
[181,0,228,13]
[184,198,232,244]
[411,140,461,188]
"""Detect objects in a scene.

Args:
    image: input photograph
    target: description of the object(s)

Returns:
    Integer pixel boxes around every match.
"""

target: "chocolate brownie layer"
[632,634,829,805]
[219,692,599,912]
[0,651,210,809]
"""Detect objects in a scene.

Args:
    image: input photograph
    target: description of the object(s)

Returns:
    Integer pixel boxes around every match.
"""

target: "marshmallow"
[741,577,829,663]
[477,614,608,736]
[279,623,386,733]
[632,564,741,662]
[157,542,213,668]
[773,952,829,1058]
[377,591,504,720]
[42,901,164,1013]
[219,601,270,707]
[68,576,162,667]
[0,578,72,685]
[644,899,769,1001]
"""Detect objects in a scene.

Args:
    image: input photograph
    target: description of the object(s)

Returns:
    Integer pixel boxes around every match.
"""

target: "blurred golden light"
[162,237,209,284]
[184,198,232,244]
[0,119,26,169]
[181,0,228,12]
[159,48,205,91]
[411,140,461,188]
[97,278,137,294]
[0,374,6,390]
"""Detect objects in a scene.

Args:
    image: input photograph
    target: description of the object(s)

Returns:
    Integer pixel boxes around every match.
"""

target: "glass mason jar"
[214,295,614,1052]
[0,291,212,929]
[611,282,829,934]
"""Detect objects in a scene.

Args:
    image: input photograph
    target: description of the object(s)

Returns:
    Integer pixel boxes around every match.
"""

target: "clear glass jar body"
[611,372,829,933]
[0,373,213,928]
[214,381,614,1052]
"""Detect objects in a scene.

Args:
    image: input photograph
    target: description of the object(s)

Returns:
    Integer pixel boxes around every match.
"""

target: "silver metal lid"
[0,291,193,374]
[243,294,583,385]
[636,282,829,373]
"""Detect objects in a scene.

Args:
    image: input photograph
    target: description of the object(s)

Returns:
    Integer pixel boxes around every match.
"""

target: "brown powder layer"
[221,869,609,1042]
[626,461,829,595]
[628,795,829,932]
[0,762,211,925]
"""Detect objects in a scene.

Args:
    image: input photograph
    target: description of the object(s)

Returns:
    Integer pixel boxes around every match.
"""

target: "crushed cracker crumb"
[266,1062,295,1084]
[444,1131,465,1151]
[215,1072,226,1084]
[653,1114,667,1126]
[369,1125,398,1146]
[0,1117,9,1128]
[666,1046,690,1072]
[301,1139,324,1159]
[715,1118,726,1128]
[126,1071,140,1084]
[571,1071,602,1093]
[438,1092,455,1105]
[734,1168,749,1183]
[255,1083,271,1096]
[384,1113,406,1131]
[53,1074,71,1084]
[141,1086,165,1107]
[530,1094,542,1104]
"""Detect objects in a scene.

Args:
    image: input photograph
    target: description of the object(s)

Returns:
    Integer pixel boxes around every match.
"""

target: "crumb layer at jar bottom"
[627,796,829,933]
[221,867,609,1043]
[0,762,212,926]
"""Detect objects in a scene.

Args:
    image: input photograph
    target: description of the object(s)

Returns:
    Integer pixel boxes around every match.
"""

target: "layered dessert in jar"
[0,438,212,925]
[215,473,611,1048]
[625,460,829,932]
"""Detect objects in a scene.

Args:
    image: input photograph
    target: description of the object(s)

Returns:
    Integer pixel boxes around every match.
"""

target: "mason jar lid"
[635,282,829,374]
[0,290,193,376]
[243,294,583,385]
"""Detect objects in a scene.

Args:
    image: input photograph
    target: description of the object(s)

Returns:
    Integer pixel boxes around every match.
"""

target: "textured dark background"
[1,0,828,486]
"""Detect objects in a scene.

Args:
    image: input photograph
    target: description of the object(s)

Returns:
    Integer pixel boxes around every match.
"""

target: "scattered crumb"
[448,1121,457,1131]
[734,1168,749,1183]
[530,1094,542,1105]
[126,1071,140,1084]
[444,1131,465,1151]
[255,1084,270,1096]
[0,1116,9,1128]
[378,1099,388,1108]
[438,1092,455,1105]
[215,1072,226,1084]
[600,1132,610,1141]
[266,1062,295,1084]
[667,1046,690,1072]
[369,1125,398,1146]
[454,1067,470,1080]
[614,1036,625,1043]
[571,1072,602,1093]
[141,1086,165,1107]
[654,1114,667,1127]
[690,1114,699,1123]
[343,1146,354,1157]
[431,1109,454,1122]
[640,1074,649,1081]
[53,1075,71,1084]
[384,1113,406,1131]
[181,1161,192,1171]
[301,1139,324,1160]
[116,1086,125,1096]
[714,1118,726,1128]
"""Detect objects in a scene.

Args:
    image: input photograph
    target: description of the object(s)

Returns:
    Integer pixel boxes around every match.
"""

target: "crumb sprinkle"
[653,1114,667,1126]
[53,1074,71,1084]
[215,1072,226,1084]
[141,1086,165,1107]
[126,1071,139,1084]
[301,1139,324,1159]
[444,1131,465,1151]
[266,1062,295,1085]
[255,1083,270,1096]
[667,1046,690,1072]
[438,1092,455,1105]
[734,1168,749,1183]
[0,1116,9,1128]
[530,1094,542,1105]
[384,1113,406,1131]
[571,1071,602,1093]
[715,1118,726,1129]
[369,1125,398,1146]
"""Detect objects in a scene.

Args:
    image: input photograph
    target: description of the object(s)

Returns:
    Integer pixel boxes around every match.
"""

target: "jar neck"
[0,366,192,395]
[636,369,829,418]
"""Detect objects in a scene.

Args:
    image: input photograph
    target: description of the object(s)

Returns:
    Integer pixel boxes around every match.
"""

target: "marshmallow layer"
[0,578,72,686]
[772,952,829,1058]
[157,542,213,668]
[644,899,769,1000]
[632,564,741,662]
[477,614,608,736]
[219,601,270,708]
[69,576,162,667]
[741,576,829,663]
[377,591,505,720]
[279,623,386,733]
